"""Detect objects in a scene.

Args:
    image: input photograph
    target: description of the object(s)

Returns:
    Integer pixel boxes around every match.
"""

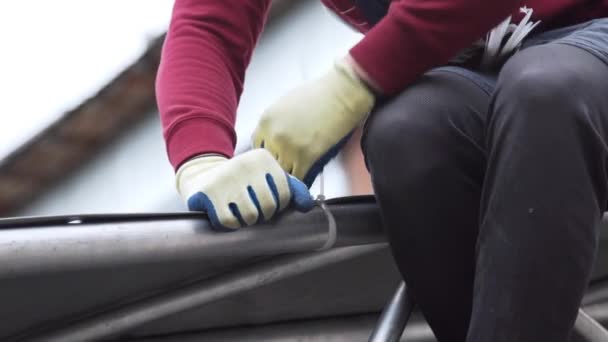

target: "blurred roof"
[0,0,174,161]
[0,1,298,216]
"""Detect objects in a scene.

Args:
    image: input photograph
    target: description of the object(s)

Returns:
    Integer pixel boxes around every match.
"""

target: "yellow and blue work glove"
[176,149,315,230]
[253,59,376,187]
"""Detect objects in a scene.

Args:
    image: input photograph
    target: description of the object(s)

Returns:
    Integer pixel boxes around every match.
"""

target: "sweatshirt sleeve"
[156,0,271,170]
[349,0,522,95]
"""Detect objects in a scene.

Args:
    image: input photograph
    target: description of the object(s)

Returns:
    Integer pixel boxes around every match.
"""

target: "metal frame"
[369,285,608,342]
[1,196,607,341]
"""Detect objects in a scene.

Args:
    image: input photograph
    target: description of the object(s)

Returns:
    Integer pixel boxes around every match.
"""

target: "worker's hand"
[176,149,315,230]
[253,58,375,187]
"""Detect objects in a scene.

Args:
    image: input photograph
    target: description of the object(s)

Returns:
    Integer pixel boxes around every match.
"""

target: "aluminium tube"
[369,281,415,342]
[28,244,387,342]
[0,199,384,279]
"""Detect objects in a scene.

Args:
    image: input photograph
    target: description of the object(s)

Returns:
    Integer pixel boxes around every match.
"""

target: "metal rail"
[369,282,415,342]
[0,198,384,279]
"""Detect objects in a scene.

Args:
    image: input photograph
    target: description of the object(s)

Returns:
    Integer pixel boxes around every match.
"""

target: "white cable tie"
[316,195,337,251]
[319,170,325,198]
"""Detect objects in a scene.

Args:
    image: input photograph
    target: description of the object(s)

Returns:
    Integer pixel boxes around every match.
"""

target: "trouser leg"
[467,44,608,342]
[363,69,492,341]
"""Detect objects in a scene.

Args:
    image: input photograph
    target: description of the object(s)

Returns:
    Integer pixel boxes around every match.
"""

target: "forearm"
[348,0,521,95]
[156,0,271,170]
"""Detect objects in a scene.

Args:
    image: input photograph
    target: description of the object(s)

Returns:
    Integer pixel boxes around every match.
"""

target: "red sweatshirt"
[156,0,608,170]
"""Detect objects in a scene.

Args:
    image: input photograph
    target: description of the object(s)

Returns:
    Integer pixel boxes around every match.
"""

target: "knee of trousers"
[489,45,605,144]
[362,76,485,195]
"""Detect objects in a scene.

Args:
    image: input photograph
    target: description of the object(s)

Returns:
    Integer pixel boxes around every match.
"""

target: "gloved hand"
[253,58,375,187]
[176,149,315,230]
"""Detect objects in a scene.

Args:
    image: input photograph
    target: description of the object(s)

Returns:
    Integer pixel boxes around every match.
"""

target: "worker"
[156,1,608,341]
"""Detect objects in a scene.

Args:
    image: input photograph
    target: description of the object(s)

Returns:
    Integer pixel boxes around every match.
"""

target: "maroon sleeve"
[156,0,271,170]
[349,0,522,95]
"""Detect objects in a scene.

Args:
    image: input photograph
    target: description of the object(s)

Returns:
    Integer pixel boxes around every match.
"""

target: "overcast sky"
[0,1,174,160]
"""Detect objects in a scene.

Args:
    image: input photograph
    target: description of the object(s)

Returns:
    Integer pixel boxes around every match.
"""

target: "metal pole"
[27,244,386,342]
[0,200,384,279]
[369,281,415,342]
[573,308,608,342]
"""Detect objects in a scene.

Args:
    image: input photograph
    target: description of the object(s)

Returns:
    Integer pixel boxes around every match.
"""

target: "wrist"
[333,58,377,122]
[187,153,228,162]
[176,154,228,195]
[342,55,382,96]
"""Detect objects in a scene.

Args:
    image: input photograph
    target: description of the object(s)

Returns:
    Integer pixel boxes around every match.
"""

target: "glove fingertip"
[187,192,206,211]
[187,192,236,232]
[287,175,315,212]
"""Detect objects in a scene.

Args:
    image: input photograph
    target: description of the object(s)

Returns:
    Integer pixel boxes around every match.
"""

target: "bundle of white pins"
[481,7,541,69]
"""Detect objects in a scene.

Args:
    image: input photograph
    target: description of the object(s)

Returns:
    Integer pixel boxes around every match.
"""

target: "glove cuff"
[176,154,228,197]
[336,58,378,96]
[333,59,376,120]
